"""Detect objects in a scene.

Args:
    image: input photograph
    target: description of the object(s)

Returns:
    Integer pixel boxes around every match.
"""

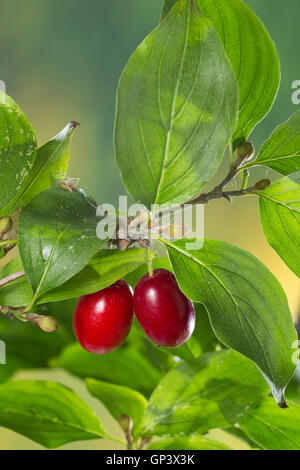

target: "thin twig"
[0,270,25,288]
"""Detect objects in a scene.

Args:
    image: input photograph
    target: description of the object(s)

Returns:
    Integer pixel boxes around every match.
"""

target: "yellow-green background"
[0,0,299,450]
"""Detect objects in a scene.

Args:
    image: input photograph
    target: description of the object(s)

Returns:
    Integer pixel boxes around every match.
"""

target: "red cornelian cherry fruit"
[73,280,134,354]
[133,269,195,348]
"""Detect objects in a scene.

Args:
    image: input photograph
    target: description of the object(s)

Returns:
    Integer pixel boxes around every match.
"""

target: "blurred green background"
[0,0,299,450]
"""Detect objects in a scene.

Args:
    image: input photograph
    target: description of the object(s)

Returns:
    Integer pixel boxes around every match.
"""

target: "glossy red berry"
[133,269,195,348]
[73,280,134,354]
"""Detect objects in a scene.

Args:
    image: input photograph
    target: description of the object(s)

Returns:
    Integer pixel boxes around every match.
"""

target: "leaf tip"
[279,399,289,409]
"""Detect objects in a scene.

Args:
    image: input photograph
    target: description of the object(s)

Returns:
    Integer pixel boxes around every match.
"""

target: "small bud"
[118,414,133,433]
[138,238,150,249]
[254,179,271,191]
[117,239,132,251]
[236,142,255,166]
[28,314,58,333]
[0,217,12,237]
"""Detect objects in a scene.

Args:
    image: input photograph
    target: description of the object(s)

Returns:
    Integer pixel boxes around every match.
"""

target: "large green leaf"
[148,435,231,450]
[161,238,297,406]
[19,188,107,307]
[86,378,147,436]
[254,112,300,175]
[0,380,113,448]
[161,0,280,146]
[0,249,151,306]
[2,122,78,216]
[115,0,238,207]
[141,350,268,437]
[41,248,151,303]
[0,92,37,214]
[239,397,300,450]
[52,342,167,398]
[259,172,300,278]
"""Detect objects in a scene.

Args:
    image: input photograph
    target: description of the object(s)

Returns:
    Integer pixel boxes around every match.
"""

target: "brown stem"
[0,270,25,288]
[138,437,152,450]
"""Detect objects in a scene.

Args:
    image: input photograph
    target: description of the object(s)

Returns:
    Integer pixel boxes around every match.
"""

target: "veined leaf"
[41,248,151,303]
[161,238,297,406]
[0,249,151,306]
[161,0,280,145]
[52,342,166,398]
[239,397,300,450]
[0,92,37,214]
[259,172,300,278]
[4,122,79,215]
[115,0,238,207]
[148,435,231,450]
[19,188,107,306]
[254,112,300,174]
[86,378,147,436]
[141,350,268,437]
[0,380,113,448]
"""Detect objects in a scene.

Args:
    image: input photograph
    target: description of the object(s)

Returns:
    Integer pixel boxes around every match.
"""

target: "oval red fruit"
[73,280,134,354]
[133,269,195,348]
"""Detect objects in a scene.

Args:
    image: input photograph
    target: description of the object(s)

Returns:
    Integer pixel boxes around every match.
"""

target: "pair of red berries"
[73,269,196,354]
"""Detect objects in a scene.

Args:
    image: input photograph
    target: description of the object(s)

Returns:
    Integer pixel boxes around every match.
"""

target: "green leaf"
[0,317,72,369]
[0,356,24,384]
[141,350,268,437]
[19,187,107,306]
[125,256,172,288]
[161,238,297,406]
[161,0,280,146]
[160,0,177,21]
[115,0,238,207]
[259,172,300,278]
[2,122,78,216]
[225,426,261,449]
[239,397,300,450]
[0,257,31,307]
[0,249,151,306]
[254,112,300,174]
[86,378,147,436]
[41,248,151,303]
[52,342,166,398]
[0,92,37,214]
[0,380,113,448]
[148,435,231,450]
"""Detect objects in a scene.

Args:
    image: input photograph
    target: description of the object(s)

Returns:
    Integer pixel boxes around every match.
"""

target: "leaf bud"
[27,314,58,333]
[0,217,12,237]
[118,414,133,433]
[254,179,271,191]
[236,142,255,166]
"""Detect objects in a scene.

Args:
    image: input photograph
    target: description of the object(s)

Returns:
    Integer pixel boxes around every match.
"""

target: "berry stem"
[0,238,18,248]
[147,249,154,277]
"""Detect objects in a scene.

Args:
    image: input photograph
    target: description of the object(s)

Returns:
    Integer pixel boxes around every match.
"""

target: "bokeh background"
[0,0,299,450]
